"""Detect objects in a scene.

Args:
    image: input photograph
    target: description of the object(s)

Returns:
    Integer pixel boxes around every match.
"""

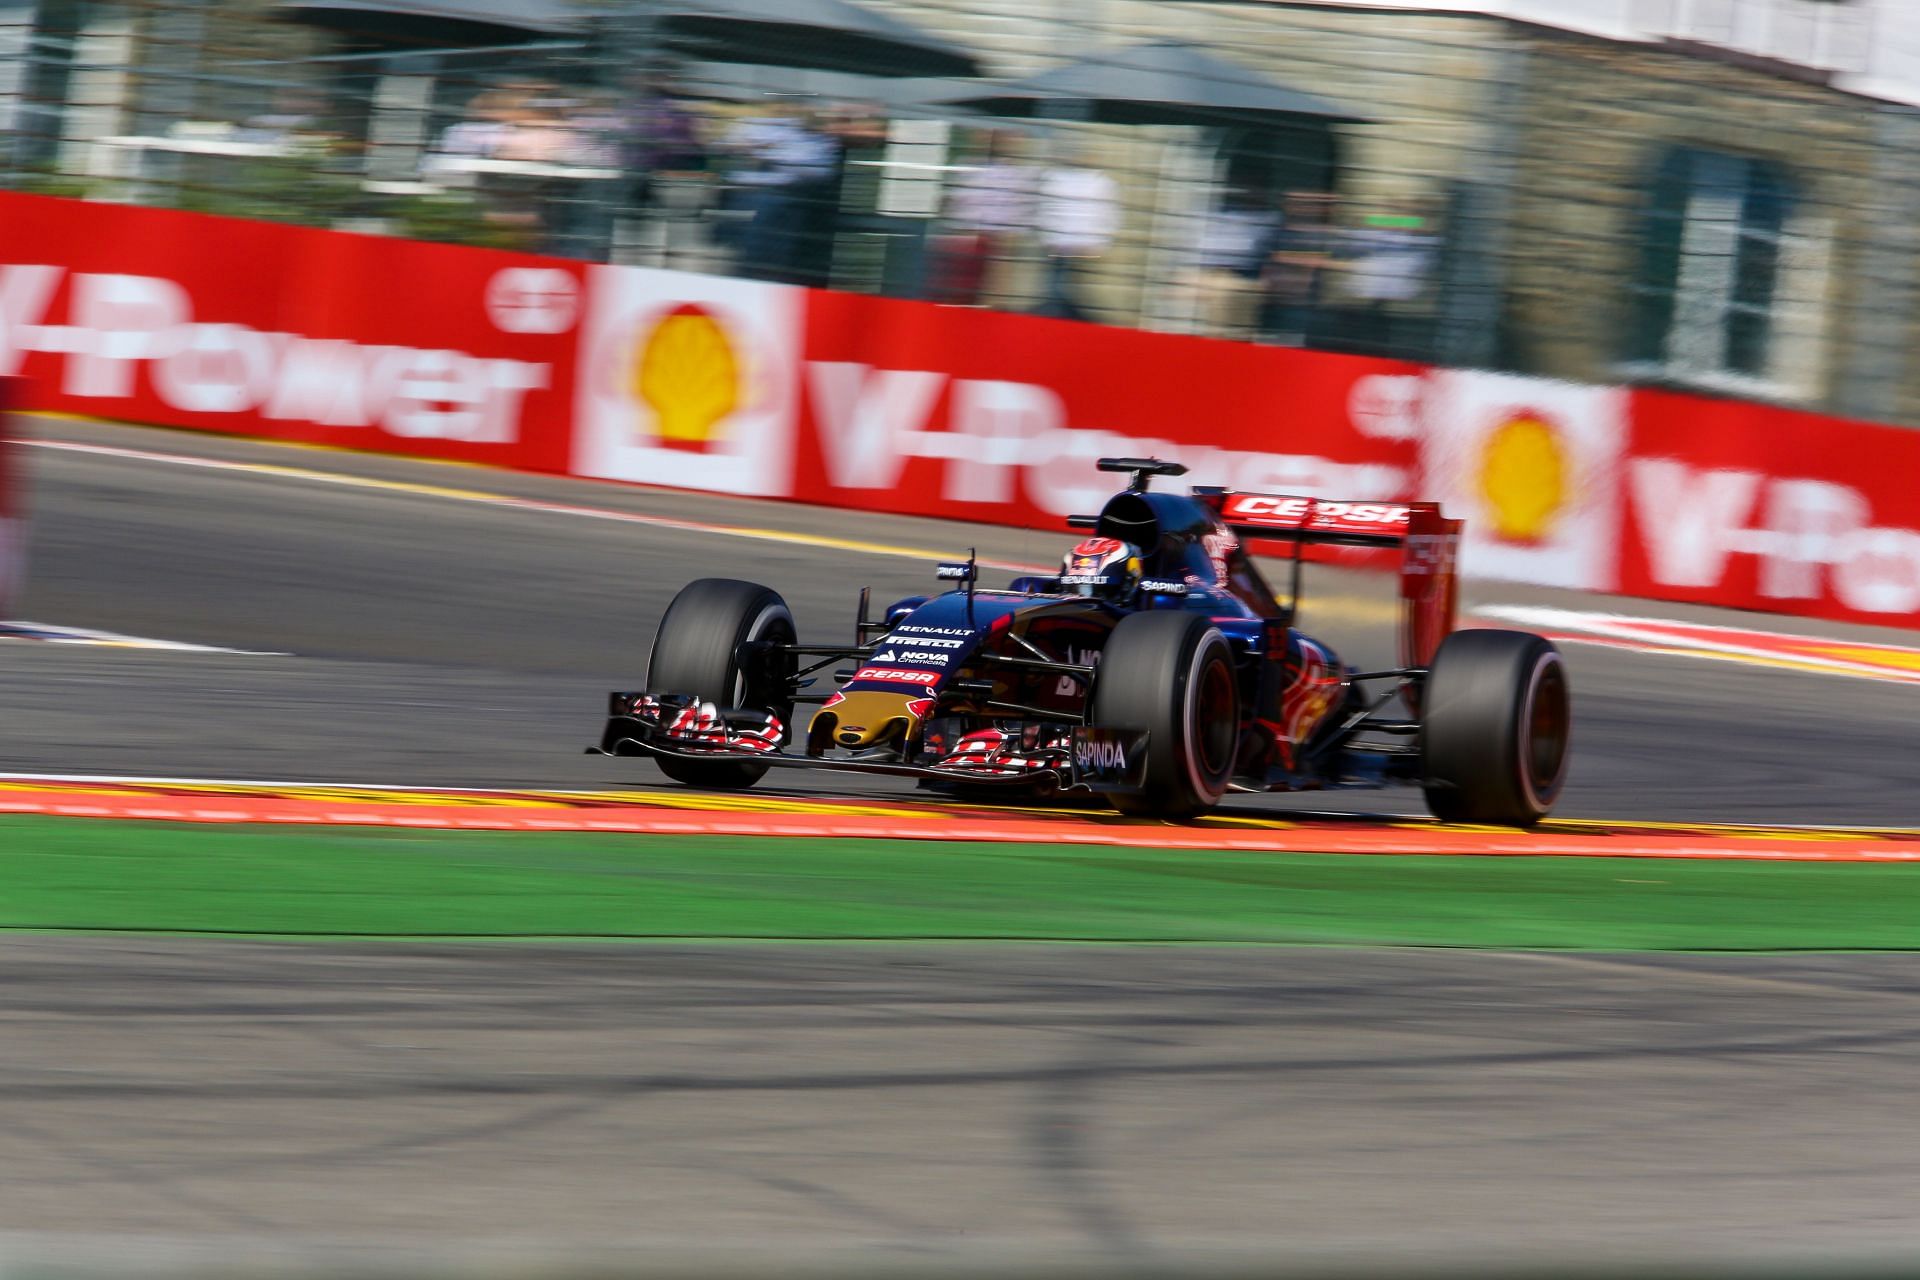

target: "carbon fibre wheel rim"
[1193,646,1237,780]
[1523,655,1571,805]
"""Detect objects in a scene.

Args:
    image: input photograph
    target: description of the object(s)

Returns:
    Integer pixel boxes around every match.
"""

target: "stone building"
[1494,29,1887,416]
[875,0,1920,424]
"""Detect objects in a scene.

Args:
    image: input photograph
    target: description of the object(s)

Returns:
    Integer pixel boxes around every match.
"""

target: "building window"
[1625,147,1793,382]
[12,0,88,171]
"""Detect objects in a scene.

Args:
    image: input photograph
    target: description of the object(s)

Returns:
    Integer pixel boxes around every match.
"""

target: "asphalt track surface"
[6,939,1920,1265]
[8,416,1918,824]
[5,417,1920,1262]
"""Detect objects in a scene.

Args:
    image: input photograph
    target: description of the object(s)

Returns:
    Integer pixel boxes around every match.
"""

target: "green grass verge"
[3,816,1917,949]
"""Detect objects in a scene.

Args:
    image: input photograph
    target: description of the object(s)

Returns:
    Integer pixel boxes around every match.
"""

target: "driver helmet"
[1059,537,1144,603]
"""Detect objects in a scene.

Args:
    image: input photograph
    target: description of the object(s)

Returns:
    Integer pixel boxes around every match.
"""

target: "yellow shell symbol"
[1478,411,1568,543]
[633,304,742,448]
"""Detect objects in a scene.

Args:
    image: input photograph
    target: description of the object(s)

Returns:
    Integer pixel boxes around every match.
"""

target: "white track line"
[1477,604,1920,686]
[1481,604,1920,654]
[0,621,285,656]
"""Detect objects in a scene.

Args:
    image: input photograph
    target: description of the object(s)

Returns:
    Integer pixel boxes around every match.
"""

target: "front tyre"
[646,578,795,790]
[1419,629,1571,826]
[1090,611,1239,818]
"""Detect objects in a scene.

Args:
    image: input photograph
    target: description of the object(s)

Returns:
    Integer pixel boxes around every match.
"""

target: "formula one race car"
[592,458,1572,825]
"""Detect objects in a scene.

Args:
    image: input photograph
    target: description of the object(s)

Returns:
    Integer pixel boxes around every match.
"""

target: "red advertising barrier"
[0,192,582,473]
[0,376,20,618]
[1618,390,1920,628]
[564,266,1423,563]
[791,290,1425,533]
[5,192,1920,632]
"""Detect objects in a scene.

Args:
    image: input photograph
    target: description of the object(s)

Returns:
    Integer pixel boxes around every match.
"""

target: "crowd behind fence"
[0,0,1456,357]
[1,0,1910,423]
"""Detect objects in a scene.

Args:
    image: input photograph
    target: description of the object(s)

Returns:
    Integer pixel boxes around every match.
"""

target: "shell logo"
[632,303,744,451]
[1477,409,1569,544]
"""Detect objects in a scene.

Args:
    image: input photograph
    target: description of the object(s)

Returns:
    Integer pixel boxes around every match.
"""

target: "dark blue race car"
[593,458,1572,825]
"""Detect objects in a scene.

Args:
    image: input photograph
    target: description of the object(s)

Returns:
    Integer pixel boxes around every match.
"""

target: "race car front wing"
[589,692,1149,793]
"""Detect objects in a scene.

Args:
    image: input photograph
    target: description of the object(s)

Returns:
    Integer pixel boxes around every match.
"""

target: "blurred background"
[3,0,1915,423]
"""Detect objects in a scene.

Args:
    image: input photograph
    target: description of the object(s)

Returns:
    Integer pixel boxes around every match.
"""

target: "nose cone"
[809,691,924,752]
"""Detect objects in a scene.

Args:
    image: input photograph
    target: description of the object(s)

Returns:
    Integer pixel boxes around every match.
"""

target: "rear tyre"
[1419,629,1571,826]
[646,578,795,790]
[1090,611,1239,818]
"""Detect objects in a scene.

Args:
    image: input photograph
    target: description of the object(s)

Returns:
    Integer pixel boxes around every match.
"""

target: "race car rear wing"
[1207,491,1416,548]
[1200,489,1463,673]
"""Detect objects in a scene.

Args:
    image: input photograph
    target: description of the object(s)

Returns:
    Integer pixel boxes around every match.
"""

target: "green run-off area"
[2,816,1916,950]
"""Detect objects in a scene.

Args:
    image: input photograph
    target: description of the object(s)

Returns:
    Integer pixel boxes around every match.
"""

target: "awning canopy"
[655,0,979,79]
[935,39,1366,127]
[282,0,577,44]
[281,0,981,77]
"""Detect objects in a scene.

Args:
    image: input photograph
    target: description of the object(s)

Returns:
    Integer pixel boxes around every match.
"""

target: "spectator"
[1336,204,1440,357]
[620,72,707,209]
[539,89,629,261]
[821,101,888,156]
[431,87,518,162]
[810,102,888,288]
[1261,190,1339,345]
[1035,156,1119,322]
[1181,188,1278,339]
[559,89,625,169]
[930,129,1035,306]
[425,85,563,252]
[712,108,769,255]
[725,106,842,285]
[495,89,574,165]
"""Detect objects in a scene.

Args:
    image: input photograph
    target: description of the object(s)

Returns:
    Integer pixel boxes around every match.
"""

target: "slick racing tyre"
[646,578,795,790]
[1419,629,1571,827]
[1090,611,1239,818]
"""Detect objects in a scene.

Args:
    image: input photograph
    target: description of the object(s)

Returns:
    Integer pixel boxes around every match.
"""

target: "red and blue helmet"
[1059,537,1143,603]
